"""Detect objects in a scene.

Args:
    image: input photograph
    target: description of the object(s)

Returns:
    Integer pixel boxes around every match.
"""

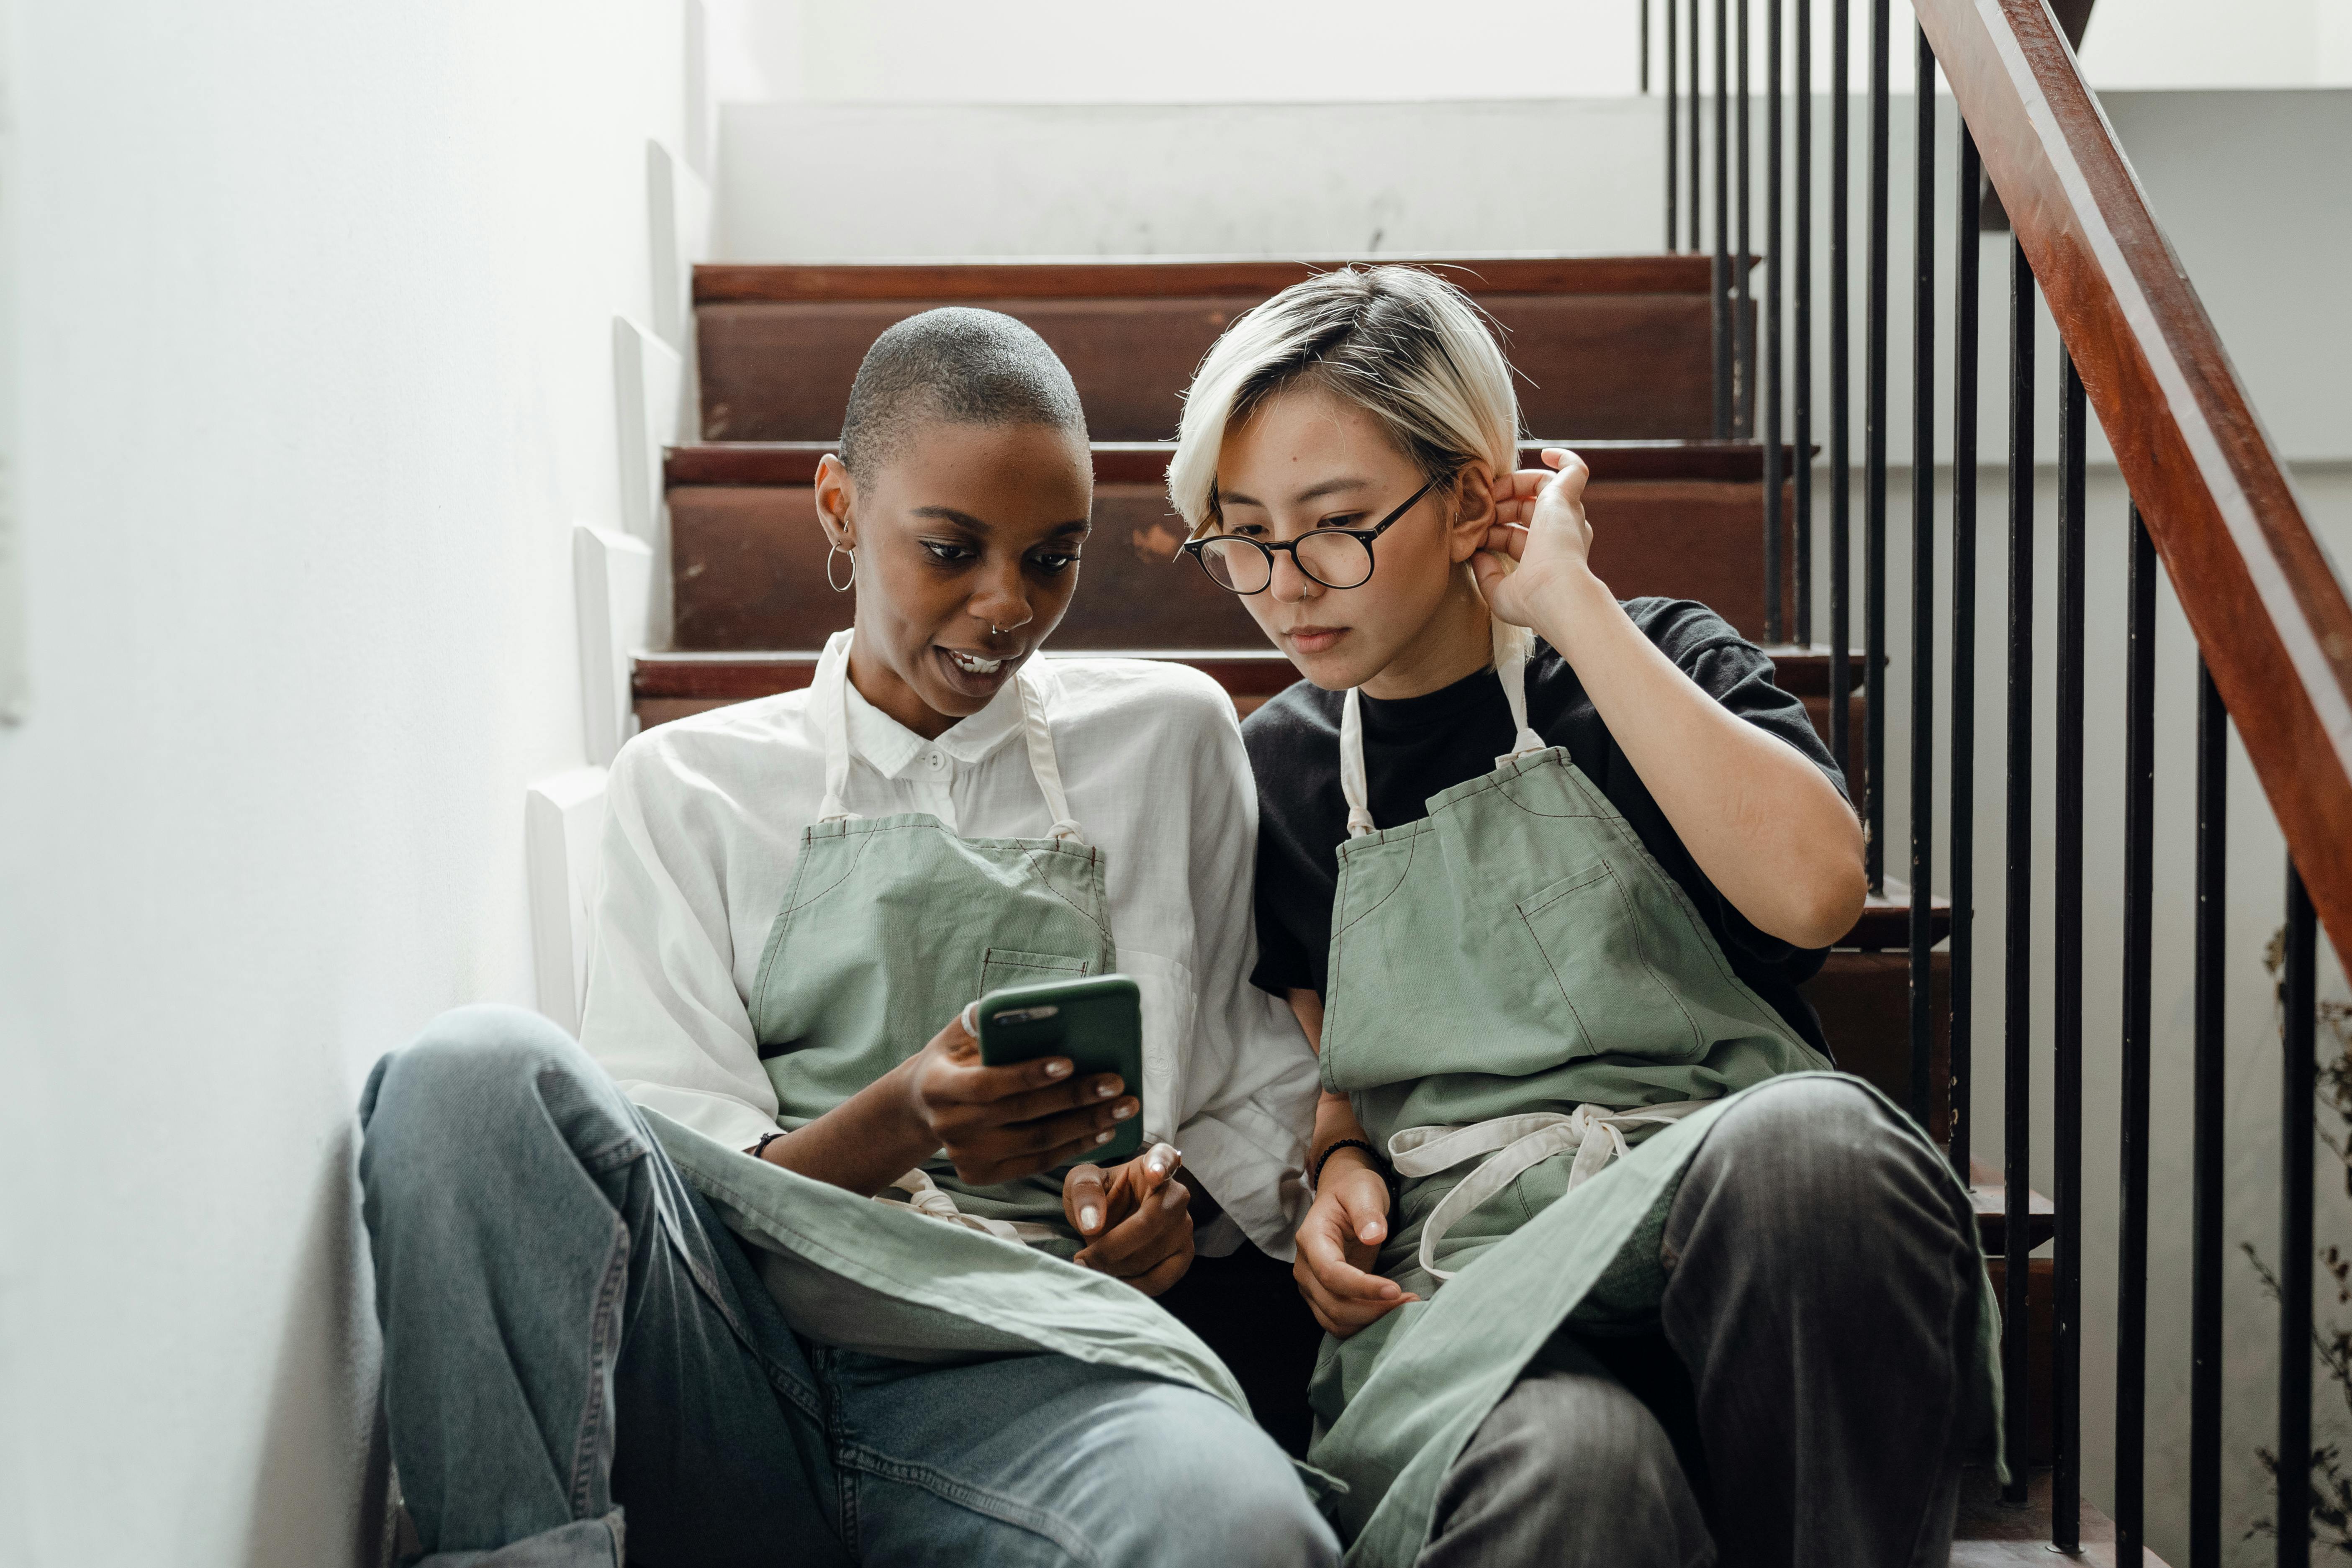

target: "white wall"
[0,3,688,1564]
[701,0,2352,104]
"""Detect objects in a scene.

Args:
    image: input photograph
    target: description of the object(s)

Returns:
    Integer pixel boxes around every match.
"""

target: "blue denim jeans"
[358,1005,1338,1568]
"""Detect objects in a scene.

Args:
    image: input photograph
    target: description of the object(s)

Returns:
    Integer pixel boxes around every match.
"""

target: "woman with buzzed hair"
[1171,266,2000,1568]
[358,308,1338,1567]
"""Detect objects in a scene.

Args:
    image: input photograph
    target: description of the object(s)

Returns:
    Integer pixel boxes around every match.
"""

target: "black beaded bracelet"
[1311,1137,1392,1198]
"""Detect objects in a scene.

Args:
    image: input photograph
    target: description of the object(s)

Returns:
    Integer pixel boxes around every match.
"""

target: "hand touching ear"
[1473,447,1595,629]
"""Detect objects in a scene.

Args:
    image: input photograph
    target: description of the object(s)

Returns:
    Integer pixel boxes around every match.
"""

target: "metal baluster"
[1764,0,1784,644]
[1948,122,1979,1182]
[1828,0,1851,781]
[2054,359,2089,1555]
[1643,0,1653,93]
[2000,235,2035,1508]
[2190,657,2226,1566]
[1864,0,1890,895]
[1690,0,1704,254]
[2281,862,2316,1568]
[1666,0,1679,248]
[1736,0,1753,436]
[1908,23,1935,1126]
[1714,0,1733,437]
[2116,497,2155,1562]
[1793,0,1813,647]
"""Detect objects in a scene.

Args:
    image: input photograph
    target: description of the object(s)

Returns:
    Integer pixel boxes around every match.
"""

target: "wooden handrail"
[1917,0,2352,956]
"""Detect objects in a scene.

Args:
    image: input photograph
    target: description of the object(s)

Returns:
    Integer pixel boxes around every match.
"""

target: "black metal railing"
[1652,0,2345,1559]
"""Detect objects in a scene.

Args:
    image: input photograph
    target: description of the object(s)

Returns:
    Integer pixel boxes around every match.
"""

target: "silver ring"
[826,544,855,593]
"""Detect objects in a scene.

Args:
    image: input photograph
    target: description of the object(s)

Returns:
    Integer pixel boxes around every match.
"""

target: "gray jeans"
[1417,1076,1981,1568]
[358,1005,1338,1568]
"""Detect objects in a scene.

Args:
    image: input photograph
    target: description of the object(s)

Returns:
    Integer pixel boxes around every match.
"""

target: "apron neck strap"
[1013,665,1084,841]
[813,630,1084,842]
[1339,618,1546,839]
[816,630,858,823]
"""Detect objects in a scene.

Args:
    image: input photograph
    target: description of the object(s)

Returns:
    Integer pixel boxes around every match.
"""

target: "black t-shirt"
[1242,597,1847,1057]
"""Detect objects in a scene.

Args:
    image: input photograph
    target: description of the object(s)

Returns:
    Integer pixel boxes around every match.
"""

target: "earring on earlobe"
[826,543,856,593]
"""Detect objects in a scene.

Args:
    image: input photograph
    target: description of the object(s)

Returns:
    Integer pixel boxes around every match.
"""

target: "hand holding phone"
[898,1006,1138,1188]
[973,975,1145,1164]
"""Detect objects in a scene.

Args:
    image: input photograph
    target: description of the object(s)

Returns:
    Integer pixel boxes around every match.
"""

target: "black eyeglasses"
[1181,477,1441,596]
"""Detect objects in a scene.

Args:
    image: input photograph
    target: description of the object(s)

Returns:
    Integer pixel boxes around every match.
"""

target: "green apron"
[1305,624,2001,1564]
[640,630,1251,1414]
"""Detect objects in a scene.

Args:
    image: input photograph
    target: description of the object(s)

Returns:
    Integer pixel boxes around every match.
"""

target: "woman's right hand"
[1292,1150,1418,1337]
[899,1005,1140,1187]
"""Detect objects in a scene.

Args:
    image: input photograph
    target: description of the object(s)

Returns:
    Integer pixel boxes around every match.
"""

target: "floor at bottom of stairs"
[1953,1466,2170,1565]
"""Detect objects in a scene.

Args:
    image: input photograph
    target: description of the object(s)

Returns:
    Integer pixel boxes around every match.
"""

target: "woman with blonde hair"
[1170,265,1998,1568]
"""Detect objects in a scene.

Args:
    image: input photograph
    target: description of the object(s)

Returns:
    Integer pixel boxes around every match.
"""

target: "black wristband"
[751,1130,788,1161]
[1311,1137,1385,1191]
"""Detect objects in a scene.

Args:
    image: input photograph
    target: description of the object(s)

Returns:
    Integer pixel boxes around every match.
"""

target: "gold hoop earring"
[826,544,856,593]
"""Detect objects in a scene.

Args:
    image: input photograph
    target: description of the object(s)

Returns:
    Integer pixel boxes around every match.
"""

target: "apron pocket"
[1516,862,1707,1064]
[978,947,1095,998]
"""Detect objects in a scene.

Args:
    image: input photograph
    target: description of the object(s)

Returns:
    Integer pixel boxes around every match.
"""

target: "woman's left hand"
[1473,447,1597,629]
[1063,1143,1193,1295]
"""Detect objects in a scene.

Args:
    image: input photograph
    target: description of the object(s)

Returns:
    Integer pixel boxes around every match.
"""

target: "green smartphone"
[973,973,1145,1165]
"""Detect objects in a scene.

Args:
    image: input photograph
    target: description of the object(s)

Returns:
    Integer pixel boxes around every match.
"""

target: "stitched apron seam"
[1333,824,1423,937]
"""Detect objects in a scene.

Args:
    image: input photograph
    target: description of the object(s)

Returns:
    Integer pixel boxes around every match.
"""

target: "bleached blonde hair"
[1166,266,1521,536]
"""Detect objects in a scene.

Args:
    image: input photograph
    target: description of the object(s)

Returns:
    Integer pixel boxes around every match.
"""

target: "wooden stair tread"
[698,292,1730,442]
[1952,1466,2166,1563]
[664,438,1813,489]
[1972,1183,2057,1253]
[1842,880,1955,949]
[693,254,1743,304]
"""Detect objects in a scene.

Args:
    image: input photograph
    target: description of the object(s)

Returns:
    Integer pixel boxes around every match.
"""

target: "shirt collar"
[840,668,1028,779]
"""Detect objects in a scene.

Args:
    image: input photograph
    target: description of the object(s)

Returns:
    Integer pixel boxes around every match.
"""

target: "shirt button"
[924,751,946,772]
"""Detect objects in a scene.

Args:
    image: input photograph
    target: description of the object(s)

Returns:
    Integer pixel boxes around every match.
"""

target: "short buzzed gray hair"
[838,307,1086,477]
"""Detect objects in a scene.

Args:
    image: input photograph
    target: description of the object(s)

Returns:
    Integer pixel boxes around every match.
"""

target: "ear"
[813,453,856,549]
[1444,462,1498,565]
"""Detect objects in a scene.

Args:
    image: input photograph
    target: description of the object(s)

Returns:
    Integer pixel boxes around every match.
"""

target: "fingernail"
[1361,1224,1381,1243]
[1094,1080,1115,1098]
[1080,1205,1100,1231]
[1096,1129,1114,1145]
[1112,1102,1135,1121]
[1043,1060,1071,1078]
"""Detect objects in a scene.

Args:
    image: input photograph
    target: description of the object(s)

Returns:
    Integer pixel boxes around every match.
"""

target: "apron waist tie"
[879,1168,1060,1246]
[1389,1101,1714,1281]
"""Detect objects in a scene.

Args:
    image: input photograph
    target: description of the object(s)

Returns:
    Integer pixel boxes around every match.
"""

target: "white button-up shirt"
[578,656,1318,1257]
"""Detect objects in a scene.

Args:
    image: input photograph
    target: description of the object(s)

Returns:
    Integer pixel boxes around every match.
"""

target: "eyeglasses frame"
[1179,476,1443,596]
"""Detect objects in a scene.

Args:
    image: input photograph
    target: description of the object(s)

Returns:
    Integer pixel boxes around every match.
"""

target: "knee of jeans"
[359,1005,618,1180]
[1133,1402,1338,1566]
[1474,1370,1685,1519]
[1697,1076,1960,1248]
